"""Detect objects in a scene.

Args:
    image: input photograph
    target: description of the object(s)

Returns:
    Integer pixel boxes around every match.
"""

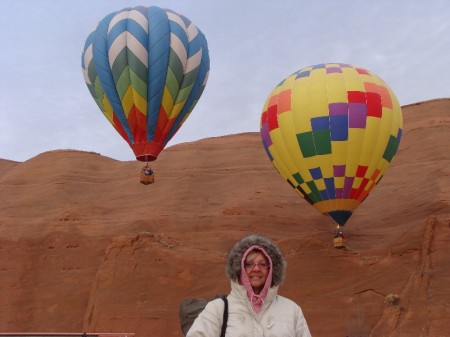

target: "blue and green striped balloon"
[82,6,209,161]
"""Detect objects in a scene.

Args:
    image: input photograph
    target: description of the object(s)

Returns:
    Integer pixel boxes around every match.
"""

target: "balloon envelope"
[260,63,403,226]
[82,6,209,161]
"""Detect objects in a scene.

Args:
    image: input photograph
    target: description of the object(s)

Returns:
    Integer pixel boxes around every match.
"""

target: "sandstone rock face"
[0,99,449,337]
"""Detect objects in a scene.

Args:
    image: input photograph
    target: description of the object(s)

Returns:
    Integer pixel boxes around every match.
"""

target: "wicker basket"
[333,237,345,248]
[140,171,154,185]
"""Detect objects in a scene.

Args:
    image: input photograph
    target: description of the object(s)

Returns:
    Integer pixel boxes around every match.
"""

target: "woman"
[187,234,312,336]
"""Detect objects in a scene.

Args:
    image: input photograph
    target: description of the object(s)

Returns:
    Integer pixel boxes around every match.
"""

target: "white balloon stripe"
[82,68,91,85]
[83,44,94,70]
[108,31,127,65]
[184,49,202,74]
[170,32,187,72]
[167,12,186,31]
[186,24,199,43]
[125,32,149,67]
[129,9,148,33]
[82,44,94,84]
[108,10,130,34]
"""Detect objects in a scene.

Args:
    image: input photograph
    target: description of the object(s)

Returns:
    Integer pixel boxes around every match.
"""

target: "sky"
[1,1,449,162]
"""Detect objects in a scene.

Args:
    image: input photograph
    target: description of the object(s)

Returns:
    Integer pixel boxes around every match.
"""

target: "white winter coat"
[186,281,312,337]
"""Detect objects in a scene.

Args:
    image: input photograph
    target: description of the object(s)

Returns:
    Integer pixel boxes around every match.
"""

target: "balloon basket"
[333,237,346,249]
[140,172,154,185]
[140,166,154,185]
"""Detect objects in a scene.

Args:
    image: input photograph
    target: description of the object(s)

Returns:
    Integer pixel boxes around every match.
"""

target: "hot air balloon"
[260,63,403,244]
[81,6,209,183]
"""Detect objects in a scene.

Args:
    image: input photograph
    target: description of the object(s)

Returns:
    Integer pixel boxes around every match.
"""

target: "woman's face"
[244,251,269,294]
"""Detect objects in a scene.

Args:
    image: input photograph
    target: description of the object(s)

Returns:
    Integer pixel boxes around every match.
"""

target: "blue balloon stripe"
[147,6,170,141]
[108,20,128,46]
[187,34,202,57]
[83,31,96,52]
[199,31,210,72]
[124,20,149,49]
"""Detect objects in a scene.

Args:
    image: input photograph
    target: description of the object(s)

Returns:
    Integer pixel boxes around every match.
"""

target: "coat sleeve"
[186,298,225,337]
[295,305,312,337]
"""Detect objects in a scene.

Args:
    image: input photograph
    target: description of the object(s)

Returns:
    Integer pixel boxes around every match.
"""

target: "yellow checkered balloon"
[260,63,403,226]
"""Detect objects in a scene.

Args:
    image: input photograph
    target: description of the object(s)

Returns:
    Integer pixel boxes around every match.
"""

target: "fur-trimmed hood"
[226,235,286,286]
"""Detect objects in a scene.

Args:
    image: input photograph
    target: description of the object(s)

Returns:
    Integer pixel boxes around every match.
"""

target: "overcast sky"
[1,1,449,162]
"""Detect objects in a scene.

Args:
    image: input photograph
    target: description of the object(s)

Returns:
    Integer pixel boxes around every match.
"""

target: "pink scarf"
[239,245,273,315]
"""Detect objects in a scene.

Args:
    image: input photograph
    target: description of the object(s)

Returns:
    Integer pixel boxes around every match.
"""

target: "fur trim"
[226,235,286,286]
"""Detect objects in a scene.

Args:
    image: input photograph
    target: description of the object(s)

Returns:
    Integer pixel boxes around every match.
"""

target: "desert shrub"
[385,293,400,305]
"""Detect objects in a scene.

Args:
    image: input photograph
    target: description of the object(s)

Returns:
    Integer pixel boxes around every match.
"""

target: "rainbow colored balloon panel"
[260,63,403,226]
[82,6,209,161]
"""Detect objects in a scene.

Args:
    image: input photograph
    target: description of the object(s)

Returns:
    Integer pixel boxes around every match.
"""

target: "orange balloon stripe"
[379,86,393,109]
[127,105,147,143]
[153,107,169,142]
[370,168,381,181]
[277,90,291,114]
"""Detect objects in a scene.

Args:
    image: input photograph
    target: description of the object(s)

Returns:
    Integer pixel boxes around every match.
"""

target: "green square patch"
[313,129,332,155]
[297,132,316,158]
[383,135,400,162]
